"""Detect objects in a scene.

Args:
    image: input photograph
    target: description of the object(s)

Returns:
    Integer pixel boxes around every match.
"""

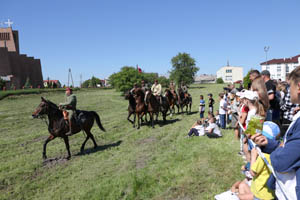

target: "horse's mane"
[46,99,59,109]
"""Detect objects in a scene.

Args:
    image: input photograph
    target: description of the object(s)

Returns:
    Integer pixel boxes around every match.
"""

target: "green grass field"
[0,84,244,200]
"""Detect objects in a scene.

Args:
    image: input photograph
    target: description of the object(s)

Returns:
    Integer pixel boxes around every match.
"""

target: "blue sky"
[1,0,300,86]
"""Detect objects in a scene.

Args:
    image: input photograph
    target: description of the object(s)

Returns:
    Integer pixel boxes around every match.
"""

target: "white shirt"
[194,125,205,136]
[246,108,256,127]
[219,99,227,115]
[205,123,222,136]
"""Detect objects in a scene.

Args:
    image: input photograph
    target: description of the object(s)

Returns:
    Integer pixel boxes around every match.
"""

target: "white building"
[261,54,300,81]
[216,66,243,83]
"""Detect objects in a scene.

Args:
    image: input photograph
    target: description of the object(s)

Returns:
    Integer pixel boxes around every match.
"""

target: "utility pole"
[68,68,74,87]
[264,46,270,63]
[80,74,82,88]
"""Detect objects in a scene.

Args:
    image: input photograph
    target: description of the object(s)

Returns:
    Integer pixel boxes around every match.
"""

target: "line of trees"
[109,52,199,93]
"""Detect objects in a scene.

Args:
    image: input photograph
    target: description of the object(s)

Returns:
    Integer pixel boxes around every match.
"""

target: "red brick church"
[0,23,43,89]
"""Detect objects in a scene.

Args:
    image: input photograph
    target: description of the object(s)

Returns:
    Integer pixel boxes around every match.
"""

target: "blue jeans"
[220,114,226,129]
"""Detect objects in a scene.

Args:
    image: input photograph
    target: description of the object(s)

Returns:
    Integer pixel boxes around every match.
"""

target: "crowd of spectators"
[187,67,300,199]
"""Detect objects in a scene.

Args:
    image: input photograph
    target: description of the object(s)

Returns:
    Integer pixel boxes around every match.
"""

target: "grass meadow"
[0,84,244,200]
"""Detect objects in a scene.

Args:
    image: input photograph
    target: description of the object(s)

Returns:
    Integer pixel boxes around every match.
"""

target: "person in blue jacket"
[251,66,300,199]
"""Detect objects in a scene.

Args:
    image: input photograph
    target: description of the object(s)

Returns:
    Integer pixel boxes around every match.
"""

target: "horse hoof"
[94,145,98,149]
[66,156,71,160]
[137,127,140,129]
[80,148,84,153]
[43,155,47,160]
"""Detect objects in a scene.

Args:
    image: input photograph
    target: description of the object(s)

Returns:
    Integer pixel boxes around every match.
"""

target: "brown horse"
[133,88,147,129]
[177,88,192,113]
[165,89,179,116]
[145,89,160,128]
[125,91,136,125]
[32,97,106,159]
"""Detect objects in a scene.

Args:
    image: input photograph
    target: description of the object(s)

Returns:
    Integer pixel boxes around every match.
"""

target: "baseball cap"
[237,90,258,100]
[262,121,280,140]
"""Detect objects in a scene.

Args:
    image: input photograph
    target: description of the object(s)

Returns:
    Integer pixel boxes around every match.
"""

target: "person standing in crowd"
[250,75,270,115]
[251,67,300,200]
[208,93,215,113]
[280,76,299,137]
[219,93,227,129]
[248,70,261,89]
[199,95,205,122]
[151,79,162,104]
[261,70,280,124]
[229,89,239,139]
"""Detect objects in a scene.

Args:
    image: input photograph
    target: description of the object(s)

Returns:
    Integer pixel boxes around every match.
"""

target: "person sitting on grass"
[187,120,205,137]
[205,117,222,138]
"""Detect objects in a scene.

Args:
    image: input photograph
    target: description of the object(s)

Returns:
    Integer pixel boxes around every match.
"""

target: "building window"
[226,69,232,73]
[0,32,10,40]
[286,65,289,73]
[277,65,281,72]
[225,76,232,81]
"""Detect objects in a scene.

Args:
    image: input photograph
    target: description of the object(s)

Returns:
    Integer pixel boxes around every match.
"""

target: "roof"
[43,80,60,83]
[194,74,216,81]
[260,54,300,65]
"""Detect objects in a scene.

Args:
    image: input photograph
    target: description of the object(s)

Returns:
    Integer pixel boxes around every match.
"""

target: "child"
[199,95,205,122]
[205,117,222,138]
[215,110,220,127]
[208,93,215,113]
[187,120,205,137]
[252,67,300,199]
[219,93,227,129]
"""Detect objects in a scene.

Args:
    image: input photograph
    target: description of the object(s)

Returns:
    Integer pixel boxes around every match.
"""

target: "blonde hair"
[250,77,269,112]
[278,82,287,93]
[247,98,266,118]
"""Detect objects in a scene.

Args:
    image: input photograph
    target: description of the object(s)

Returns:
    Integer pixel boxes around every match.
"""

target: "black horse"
[125,91,136,125]
[177,88,192,113]
[32,97,106,159]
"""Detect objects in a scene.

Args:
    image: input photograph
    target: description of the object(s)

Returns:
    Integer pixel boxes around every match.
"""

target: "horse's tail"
[91,111,106,132]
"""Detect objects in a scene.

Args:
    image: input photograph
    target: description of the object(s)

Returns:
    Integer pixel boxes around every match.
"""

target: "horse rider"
[169,81,177,99]
[151,79,162,104]
[130,83,139,95]
[181,82,189,98]
[141,80,148,93]
[59,87,77,136]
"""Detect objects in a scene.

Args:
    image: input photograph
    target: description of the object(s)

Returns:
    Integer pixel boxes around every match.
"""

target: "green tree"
[216,78,224,84]
[24,77,31,89]
[169,52,199,85]
[109,66,144,93]
[243,70,252,89]
[157,76,170,87]
[82,76,102,88]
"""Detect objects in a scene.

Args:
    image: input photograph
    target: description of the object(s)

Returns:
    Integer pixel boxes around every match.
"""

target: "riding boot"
[65,119,73,136]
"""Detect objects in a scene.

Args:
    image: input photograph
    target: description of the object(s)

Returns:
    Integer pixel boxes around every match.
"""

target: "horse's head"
[124,91,132,100]
[32,97,58,118]
[164,89,171,97]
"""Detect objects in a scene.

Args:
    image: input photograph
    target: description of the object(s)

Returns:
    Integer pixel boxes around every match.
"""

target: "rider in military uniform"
[151,79,162,104]
[59,87,77,136]
[141,80,148,93]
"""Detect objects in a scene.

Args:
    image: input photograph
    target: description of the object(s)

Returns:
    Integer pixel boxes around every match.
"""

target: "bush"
[216,78,224,84]
[243,70,251,89]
